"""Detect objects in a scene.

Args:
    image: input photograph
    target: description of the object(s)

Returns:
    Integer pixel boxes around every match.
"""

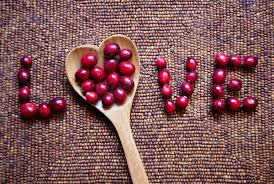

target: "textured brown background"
[0,0,273,183]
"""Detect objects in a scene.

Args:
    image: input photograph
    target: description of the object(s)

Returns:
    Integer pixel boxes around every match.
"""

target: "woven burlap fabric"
[0,0,273,183]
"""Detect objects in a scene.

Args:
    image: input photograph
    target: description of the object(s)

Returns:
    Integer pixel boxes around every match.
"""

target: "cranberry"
[81,79,95,94]
[120,76,134,91]
[242,96,258,111]
[75,68,90,82]
[212,69,226,84]
[243,55,258,69]
[227,79,242,91]
[181,81,193,96]
[86,91,99,104]
[91,66,106,81]
[158,69,171,85]
[155,57,167,69]
[164,100,176,113]
[20,55,32,68]
[95,82,108,97]
[104,59,119,74]
[186,57,197,71]
[18,86,31,102]
[107,72,120,90]
[104,42,120,58]
[119,61,135,76]
[38,102,51,119]
[120,49,133,61]
[185,71,198,83]
[226,97,241,111]
[211,99,225,113]
[113,87,127,103]
[211,84,225,98]
[50,97,67,112]
[20,103,37,119]
[229,55,242,68]
[215,53,228,68]
[176,96,189,110]
[18,68,31,84]
[81,53,97,69]
[102,93,114,107]
[161,84,172,98]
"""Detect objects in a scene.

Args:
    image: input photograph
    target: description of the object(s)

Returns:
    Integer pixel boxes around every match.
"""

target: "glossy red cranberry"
[75,68,89,82]
[229,55,242,68]
[227,79,242,91]
[185,71,198,83]
[113,87,127,103]
[81,53,97,69]
[176,96,189,110]
[211,84,224,98]
[38,102,51,119]
[50,97,67,112]
[18,86,31,102]
[18,68,30,84]
[85,91,99,104]
[102,93,114,107]
[104,59,119,74]
[104,42,120,58]
[211,99,225,113]
[243,55,258,69]
[158,69,171,85]
[242,96,258,110]
[212,69,226,84]
[106,72,120,90]
[20,103,37,119]
[186,57,197,71]
[164,99,176,113]
[20,55,32,68]
[215,53,228,68]
[226,97,241,111]
[81,79,95,94]
[120,76,134,91]
[120,49,133,61]
[119,61,135,76]
[95,82,108,97]
[91,66,106,81]
[155,57,167,69]
[181,81,193,96]
[161,84,172,98]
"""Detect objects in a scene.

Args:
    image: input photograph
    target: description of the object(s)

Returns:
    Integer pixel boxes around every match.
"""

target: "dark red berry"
[243,55,258,69]
[161,84,172,98]
[75,68,90,82]
[212,99,225,113]
[102,93,114,107]
[181,81,193,96]
[91,66,106,81]
[104,42,120,58]
[120,76,134,91]
[38,102,51,119]
[155,57,167,69]
[20,55,32,68]
[212,69,226,84]
[106,72,120,90]
[242,96,258,111]
[211,84,225,98]
[113,87,127,103]
[120,49,133,61]
[95,82,108,97]
[158,69,171,85]
[81,53,97,69]
[215,53,228,68]
[227,79,242,91]
[226,97,241,111]
[18,68,31,84]
[104,59,119,74]
[119,61,135,76]
[81,79,95,94]
[20,103,37,119]
[164,100,176,113]
[229,55,242,68]
[186,57,197,71]
[50,97,67,112]
[18,86,31,102]
[185,71,198,83]
[176,96,189,110]
[86,91,99,104]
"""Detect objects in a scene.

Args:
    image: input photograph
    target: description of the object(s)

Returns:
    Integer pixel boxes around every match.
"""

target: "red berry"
[185,71,198,83]
[20,103,37,119]
[211,84,225,98]
[158,69,171,85]
[50,97,67,112]
[18,86,31,102]
[155,57,167,69]
[215,53,228,68]
[102,93,114,107]
[212,99,225,113]
[81,53,97,69]
[20,55,32,68]
[119,61,135,76]
[75,68,89,82]
[104,42,120,58]
[242,96,258,111]
[107,72,120,90]
[164,100,176,113]
[227,79,242,91]
[212,69,226,84]
[95,82,108,97]
[91,66,106,81]
[176,96,189,110]
[81,79,95,94]
[120,49,133,61]
[161,84,172,98]
[18,68,31,84]
[186,57,197,71]
[104,59,119,74]
[113,87,127,103]
[226,97,241,111]
[120,76,134,91]
[181,81,193,96]
[38,102,51,119]
[229,55,241,68]
[243,55,258,69]
[85,91,99,104]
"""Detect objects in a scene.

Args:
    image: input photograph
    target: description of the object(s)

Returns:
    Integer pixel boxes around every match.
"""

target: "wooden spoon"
[65,35,149,184]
